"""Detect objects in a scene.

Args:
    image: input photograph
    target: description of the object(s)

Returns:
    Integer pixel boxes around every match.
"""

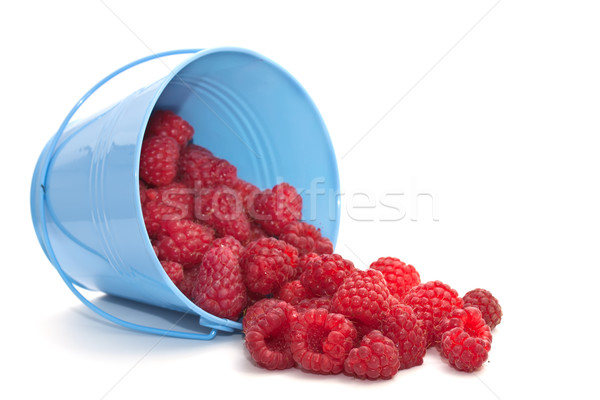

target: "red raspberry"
[242,298,293,332]
[369,257,420,301]
[208,236,244,258]
[296,296,331,313]
[230,178,260,212]
[274,280,313,305]
[279,221,334,256]
[195,185,250,242]
[299,253,355,297]
[191,247,246,320]
[155,220,214,266]
[251,182,302,236]
[176,265,200,300]
[160,260,184,286]
[145,110,194,147]
[139,136,180,186]
[344,330,400,380]
[142,195,192,239]
[179,144,236,188]
[462,288,502,329]
[239,238,299,295]
[331,269,391,328]
[290,309,357,374]
[380,304,427,370]
[244,305,298,370]
[403,280,463,347]
[439,307,492,372]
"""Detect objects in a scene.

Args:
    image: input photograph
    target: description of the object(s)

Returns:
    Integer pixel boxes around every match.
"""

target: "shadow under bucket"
[30,48,340,338]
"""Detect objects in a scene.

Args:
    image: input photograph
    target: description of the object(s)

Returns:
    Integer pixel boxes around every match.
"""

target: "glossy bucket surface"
[31,48,340,333]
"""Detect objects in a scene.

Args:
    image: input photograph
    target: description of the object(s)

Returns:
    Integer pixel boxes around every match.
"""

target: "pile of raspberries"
[139,110,503,380]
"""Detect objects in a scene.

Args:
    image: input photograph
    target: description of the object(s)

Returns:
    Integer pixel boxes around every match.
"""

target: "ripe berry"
[369,257,420,300]
[192,246,246,320]
[291,309,357,374]
[279,221,334,256]
[179,144,236,188]
[145,110,194,147]
[403,280,463,347]
[299,253,355,297]
[330,269,391,328]
[344,330,400,380]
[195,185,251,242]
[208,235,244,258]
[139,136,180,186]
[251,183,302,235]
[155,220,214,265]
[380,304,427,370]
[462,288,502,329]
[439,307,492,372]
[244,304,298,370]
[239,238,298,295]
[274,280,313,305]
[160,260,184,286]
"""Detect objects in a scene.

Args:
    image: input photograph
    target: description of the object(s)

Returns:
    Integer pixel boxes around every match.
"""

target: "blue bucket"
[30,48,340,339]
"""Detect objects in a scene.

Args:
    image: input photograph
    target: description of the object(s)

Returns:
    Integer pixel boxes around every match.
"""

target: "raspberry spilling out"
[331,269,391,328]
[155,220,214,266]
[252,183,302,236]
[244,304,298,370]
[462,288,502,329]
[439,307,492,372]
[299,253,355,297]
[137,110,503,379]
[195,185,251,242]
[369,257,420,300]
[291,309,357,374]
[344,330,400,380]
[139,136,180,186]
[380,304,427,370]
[145,110,194,147]
[239,238,298,295]
[403,280,463,347]
[274,280,313,305]
[192,246,246,320]
[280,221,334,256]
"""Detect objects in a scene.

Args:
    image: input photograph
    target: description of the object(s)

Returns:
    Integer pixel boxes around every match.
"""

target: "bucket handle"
[38,49,219,340]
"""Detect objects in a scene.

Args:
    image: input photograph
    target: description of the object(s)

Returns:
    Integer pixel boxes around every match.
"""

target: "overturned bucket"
[30,48,340,339]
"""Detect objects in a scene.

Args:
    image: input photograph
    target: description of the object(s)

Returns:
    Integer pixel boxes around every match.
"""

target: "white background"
[2,1,599,399]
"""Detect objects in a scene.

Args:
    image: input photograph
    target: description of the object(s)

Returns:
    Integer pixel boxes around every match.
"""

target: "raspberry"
[462,288,502,329]
[279,221,334,256]
[252,182,302,235]
[208,236,244,258]
[139,136,180,186]
[142,195,192,239]
[195,185,250,242]
[291,309,357,374]
[160,260,184,286]
[179,144,236,188]
[247,223,268,244]
[191,247,246,320]
[439,307,492,372]
[176,265,200,300]
[230,178,260,212]
[369,257,420,300]
[244,304,298,370]
[330,269,391,328]
[145,110,194,147]
[296,296,332,313]
[344,330,400,380]
[155,220,214,266]
[299,253,355,297]
[274,280,313,305]
[240,238,298,295]
[380,304,427,370]
[403,280,463,347]
[242,298,293,332]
